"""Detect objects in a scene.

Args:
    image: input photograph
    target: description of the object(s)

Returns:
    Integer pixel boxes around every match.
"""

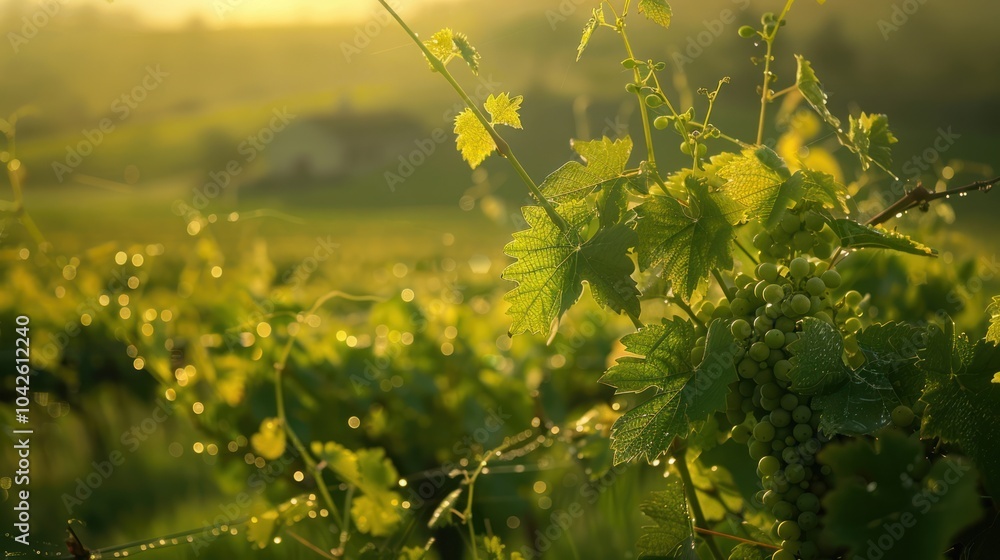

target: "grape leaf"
[638,0,673,29]
[829,218,936,257]
[920,339,1000,498]
[352,493,403,537]
[609,320,739,463]
[250,417,286,460]
[484,93,523,129]
[727,544,765,560]
[794,55,842,131]
[540,136,632,203]
[821,431,982,560]
[453,93,524,168]
[787,317,847,395]
[636,477,696,559]
[791,320,924,436]
[577,7,605,61]
[454,109,494,168]
[600,317,696,393]
[849,112,897,173]
[797,169,849,213]
[422,28,480,74]
[451,33,480,75]
[502,199,640,336]
[987,296,1000,344]
[635,177,734,301]
[716,146,800,227]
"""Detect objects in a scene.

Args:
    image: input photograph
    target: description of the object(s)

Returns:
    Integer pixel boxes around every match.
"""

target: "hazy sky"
[20,0,461,27]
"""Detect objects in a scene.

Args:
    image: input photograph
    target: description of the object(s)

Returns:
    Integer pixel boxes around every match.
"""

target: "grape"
[821,269,842,289]
[803,211,825,232]
[793,423,813,442]
[750,440,771,460]
[792,405,812,424]
[738,379,755,396]
[762,489,781,507]
[753,232,774,251]
[780,540,801,554]
[760,396,780,412]
[750,341,771,361]
[730,297,752,316]
[757,262,779,282]
[780,213,801,234]
[775,316,796,333]
[738,24,757,38]
[771,500,794,520]
[780,393,798,411]
[790,294,811,315]
[754,368,774,385]
[777,520,802,541]
[763,283,785,304]
[844,317,862,333]
[770,408,791,427]
[731,424,752,444]
[798,511,818,531]
[731,318,753,339]
[738,357,760,379]
[653,115,670,130]
[764,328,786,348]
[792,231,815,252]
[753,421,776,442]
[773,360,793,382]
[805,277,827,296]
[785,463,806,484]
[772,549,796,560]
[759,455,782,476]
[644,94,663,107]
[679,140,692,155]
[844,290,863,308]
[690,345,705,364]
[891,405,915,427]
[796,492,820,513]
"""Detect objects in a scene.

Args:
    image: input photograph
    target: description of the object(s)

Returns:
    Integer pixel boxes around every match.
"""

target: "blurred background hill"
[2,0,998,214]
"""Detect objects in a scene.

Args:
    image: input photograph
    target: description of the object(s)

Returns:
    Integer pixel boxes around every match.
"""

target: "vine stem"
[669,296,705,329]
[608,1,659,176]
[273,290,384,535]
[377,0,568,233]
[693,527,781,550]
[755,0,796,145]
[865,176,998,226]
[672,447,726,560]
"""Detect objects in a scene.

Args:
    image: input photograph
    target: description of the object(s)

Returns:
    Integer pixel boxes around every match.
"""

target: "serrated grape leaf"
[797,169,849,213]
[502,199,640,335]
[717,145,800,228]
[636,477,696,559]
[791,320,923,436]
[600,317,696,393]
[452,33,480,75]
[795,55,842,131]
[821,431,982,560]
[422,28,480,75]
[453,93,523,169]
[727,544,765,560]
[787,317,847,394]
[478,536,525,560]
[540,136,632,203]
[638,0,672,29]
[829,218,936,257]
[485,93,523,129]
[848,112,897,173]
[454,109,494,168]
[987,296,1000,344]
[576,7,604,61]
[423,28,455,67]
[610,320,739,463]
[920,339,1000,498]
[635,177,734,301]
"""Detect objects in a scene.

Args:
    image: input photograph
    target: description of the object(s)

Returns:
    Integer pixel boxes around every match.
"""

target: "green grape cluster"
[719,208,875,560]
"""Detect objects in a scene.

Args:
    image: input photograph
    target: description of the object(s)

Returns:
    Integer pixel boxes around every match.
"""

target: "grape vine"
[386,0,1000,558]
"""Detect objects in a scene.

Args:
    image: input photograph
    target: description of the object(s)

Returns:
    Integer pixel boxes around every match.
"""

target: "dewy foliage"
[601,318,739,464]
